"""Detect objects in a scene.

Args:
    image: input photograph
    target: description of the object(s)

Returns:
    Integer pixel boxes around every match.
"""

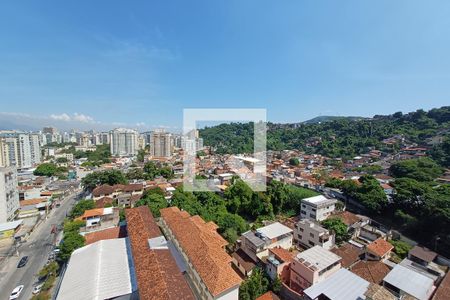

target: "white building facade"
[300,195,337,221]
[109,128,139,157]
[0,167,20,223]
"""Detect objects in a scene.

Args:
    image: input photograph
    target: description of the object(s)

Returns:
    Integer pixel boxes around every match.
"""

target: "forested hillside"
[200,106,450,159]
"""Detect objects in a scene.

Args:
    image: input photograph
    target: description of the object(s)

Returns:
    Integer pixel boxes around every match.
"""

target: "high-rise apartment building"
[0,167,20,222]
[150,130,173,157]
[0,131,41,169]
[109,128,139,156]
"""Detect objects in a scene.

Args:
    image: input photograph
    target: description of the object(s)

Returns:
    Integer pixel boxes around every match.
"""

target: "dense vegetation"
[200,107,450,159]
[61,144,111,167]
[81,170,128,190]
[33,163,67,178]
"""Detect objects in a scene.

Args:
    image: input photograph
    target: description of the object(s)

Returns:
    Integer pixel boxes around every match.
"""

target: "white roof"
[256,222,293,239]
[296,246,341,271]
[302,195,336,205]
[0,220,23,232]
[233,156,260,163]
[383,264,434,300]
[103,207,114,215]
[304,268,370,300]
[57,238,136,300]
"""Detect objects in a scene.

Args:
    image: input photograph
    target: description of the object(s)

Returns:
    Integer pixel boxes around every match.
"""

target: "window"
[298,234,303,240]
[310,213,316,218]
[312,208,316,212]
[299,228,304,232]
[310,233,314,238]
[301,210,306,215]
[308,240,315,247]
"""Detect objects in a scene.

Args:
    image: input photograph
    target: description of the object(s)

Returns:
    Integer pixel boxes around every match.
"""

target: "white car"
[32,283,44,294]
[9,285,24,299]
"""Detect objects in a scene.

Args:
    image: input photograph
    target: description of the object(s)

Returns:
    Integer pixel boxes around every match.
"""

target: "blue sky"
[0,1,449,131]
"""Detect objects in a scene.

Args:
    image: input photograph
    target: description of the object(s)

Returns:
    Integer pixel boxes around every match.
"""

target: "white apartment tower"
[0,131,41,169]
[109,128,139,156]
[0,167,20,222]
[150,130,173,157]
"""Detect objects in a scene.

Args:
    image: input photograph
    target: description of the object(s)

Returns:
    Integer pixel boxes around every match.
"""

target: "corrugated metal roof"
[383,264,434,300]
[304,268,370,300]
[57,238,136,300]
[296,245,341,271]
[256,222,293,240]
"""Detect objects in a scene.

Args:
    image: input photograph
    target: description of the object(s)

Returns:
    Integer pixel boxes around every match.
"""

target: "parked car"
[32,283,44,295]
[9,285,24,299]
[17,256,29,268]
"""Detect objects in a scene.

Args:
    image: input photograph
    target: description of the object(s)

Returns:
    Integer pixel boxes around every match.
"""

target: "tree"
[126,168,145,180]
[353,175,388,213]
[217,213,248,243]
[81,170,127,190]
[321,218,350,245]
[389,158,443,182]
[239,268,270,300]
[284,185,319,214]
[63,220,86,233]
[70,200,95,218]
[389,239,412,259]
[143,161,159,179]
[289,157,300,166]
[38,261,59,278]
[430,137,450,168]
[135,193,168,217]
[267,181,289,215]
[56,157,68,163]
[137,149,146,162]
[59,232,85,261]
[34,163,58,177]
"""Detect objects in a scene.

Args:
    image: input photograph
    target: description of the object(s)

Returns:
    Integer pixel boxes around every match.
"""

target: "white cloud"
[50,113,71,121]
[73,113,94,123]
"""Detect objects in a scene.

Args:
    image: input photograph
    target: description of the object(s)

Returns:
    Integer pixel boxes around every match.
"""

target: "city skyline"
[1,1,450,130]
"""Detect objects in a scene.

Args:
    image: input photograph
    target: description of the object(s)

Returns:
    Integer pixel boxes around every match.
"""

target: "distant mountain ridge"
[302,115,366,124]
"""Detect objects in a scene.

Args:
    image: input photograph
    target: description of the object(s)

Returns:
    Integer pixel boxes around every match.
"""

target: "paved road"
[0,190,80,300]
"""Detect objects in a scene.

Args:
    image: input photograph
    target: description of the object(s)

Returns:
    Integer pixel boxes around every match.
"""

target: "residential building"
[76,207,120,233]
[57,238,138,300]
[350,261,391,284]
[303,268,371,300]
[366,238,393,261]
[295,219,335,250]
[110,128,139,156]
[331,243,363,268]
[289,245,341,292]
[0,138,10,167]
[125,207,194,299]
[240,222,293,262]
[150,130,173,157]
[0,220,23,240]
[232,248,257,277]
[0,167,20,223]
[160,207,242,300]
[300,195,337,221]
[383,264,435,300]
[266,247,294,282]
[0,131,41,168]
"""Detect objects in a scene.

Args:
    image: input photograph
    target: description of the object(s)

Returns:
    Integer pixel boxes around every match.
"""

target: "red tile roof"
[256,291,281,300]
[160,207,242,297]
[331,243,363,268]
[331,211,362,226]
[92,184,115,197]
[123,183,143,192]
[367,238,393,258]
[125,207,194,300]
[84,226,127,245]
[269,247,295,263]
[20,198,47,207]
[433,270,450,300]
[351,261,391,284]
[95,197,114,208]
